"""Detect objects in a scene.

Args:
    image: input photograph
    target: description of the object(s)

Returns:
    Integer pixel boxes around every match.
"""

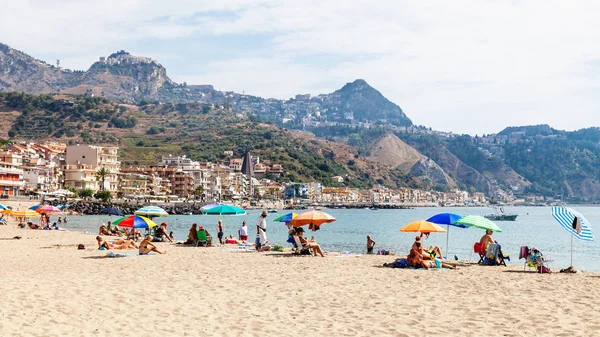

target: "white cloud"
[1,0,600,134]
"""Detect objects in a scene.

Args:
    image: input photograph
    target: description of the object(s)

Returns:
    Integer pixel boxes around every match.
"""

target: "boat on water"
[267,209,278,213]
[484,207,518,221]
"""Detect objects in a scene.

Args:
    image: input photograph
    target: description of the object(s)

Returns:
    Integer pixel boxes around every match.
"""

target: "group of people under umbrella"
[399,206,594,271]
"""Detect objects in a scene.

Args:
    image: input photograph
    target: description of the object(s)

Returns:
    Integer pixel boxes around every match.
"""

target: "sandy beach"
[1,225,599,337]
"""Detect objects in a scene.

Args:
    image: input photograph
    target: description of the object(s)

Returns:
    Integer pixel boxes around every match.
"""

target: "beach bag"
[537,265,551,273]
[77,244,85,250]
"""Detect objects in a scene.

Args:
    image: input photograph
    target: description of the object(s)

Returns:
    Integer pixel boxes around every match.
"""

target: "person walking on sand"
[366,235,376,254]
[217,220,224,245]
[238,221,248,242]
[255,210,268,251]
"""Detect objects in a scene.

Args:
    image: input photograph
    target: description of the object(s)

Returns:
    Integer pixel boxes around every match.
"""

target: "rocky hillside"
[0,92,410,189]
[368,133,456,191]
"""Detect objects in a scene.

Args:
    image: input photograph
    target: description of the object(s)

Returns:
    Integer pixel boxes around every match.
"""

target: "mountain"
[328,79,411,126]
[367,133,455,190]
[0,91,411,189]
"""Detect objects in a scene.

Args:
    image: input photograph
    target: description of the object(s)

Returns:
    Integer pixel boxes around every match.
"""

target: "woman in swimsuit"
[96,236,138,250]
[139,235,166,255]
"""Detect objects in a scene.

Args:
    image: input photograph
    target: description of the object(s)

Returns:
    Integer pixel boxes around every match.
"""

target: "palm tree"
[96,167,109,191]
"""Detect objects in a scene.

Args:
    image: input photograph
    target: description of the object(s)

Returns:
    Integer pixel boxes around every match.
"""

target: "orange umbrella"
[290,210,336,227]
[400,220,447,233]
[11,209,41,218]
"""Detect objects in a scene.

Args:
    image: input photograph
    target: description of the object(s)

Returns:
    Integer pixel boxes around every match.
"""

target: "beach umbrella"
[113,215,157,229]
[99,207,123,216]
[290,210,336,227]
[0,204,9,210]
[203,204,245,215]
[427,213,465,257]
[552,206,594,267]
[29,205,41,211]
[273,212,298,223]
[400,220,447,233]
[201,203,223,211]
[134,206,168,218]
[35,205,61,214]
[11,209,40,218]
[455,215,502,232]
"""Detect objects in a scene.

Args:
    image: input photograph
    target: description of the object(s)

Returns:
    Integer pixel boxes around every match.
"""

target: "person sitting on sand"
[139,235,166,255]
[28,222,40,230]
[409,242,456,269]
[106,221,121,237]
[296,227,324,257]
[413,233,444,260]
[99,225,112,236]
[158,222,173,243]
[185,224,198,244]
[96,236,138,250]
[225,235,241,244]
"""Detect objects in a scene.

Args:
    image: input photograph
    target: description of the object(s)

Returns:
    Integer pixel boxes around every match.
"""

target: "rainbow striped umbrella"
[113,215,157,229]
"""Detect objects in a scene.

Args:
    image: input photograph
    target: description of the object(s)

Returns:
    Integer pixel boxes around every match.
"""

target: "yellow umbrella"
[400,220,447,233]
[1,209,13,215]
[12,209,41,218]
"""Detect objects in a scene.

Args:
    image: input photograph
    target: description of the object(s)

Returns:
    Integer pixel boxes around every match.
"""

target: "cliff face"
[0,45,173,102]
[0,43,81,93]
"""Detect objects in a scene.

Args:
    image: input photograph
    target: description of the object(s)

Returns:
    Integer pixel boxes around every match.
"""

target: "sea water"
[56,206,600,272]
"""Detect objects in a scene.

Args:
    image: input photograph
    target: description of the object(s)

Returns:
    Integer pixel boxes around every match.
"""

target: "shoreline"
[2,225,600,336]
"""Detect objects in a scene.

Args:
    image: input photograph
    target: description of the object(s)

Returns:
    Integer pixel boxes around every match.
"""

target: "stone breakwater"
[49,201,207,215]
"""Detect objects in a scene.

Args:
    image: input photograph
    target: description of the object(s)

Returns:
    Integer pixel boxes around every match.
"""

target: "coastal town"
[0,141,498,206]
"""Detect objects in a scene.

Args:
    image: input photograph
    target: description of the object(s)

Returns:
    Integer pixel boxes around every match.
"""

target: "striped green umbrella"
[455,215,502,232]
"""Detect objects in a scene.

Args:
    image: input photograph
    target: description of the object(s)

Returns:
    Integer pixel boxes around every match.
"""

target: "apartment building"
[65,145,120,192]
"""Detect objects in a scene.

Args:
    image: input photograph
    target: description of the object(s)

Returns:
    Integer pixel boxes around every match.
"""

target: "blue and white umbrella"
[552,206,594,267]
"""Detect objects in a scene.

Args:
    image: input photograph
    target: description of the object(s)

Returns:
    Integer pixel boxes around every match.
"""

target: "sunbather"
[184,224,198,244]
[96,236,138,250]
[479,230,497,252]
[139,235,166,255]
[296,227,325,257]
[408,242,455,269]
[412,233,443,259]
[99,225,113,236]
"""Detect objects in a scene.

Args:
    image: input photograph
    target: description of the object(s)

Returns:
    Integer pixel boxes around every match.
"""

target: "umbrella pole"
[445,226,450,259]
[571,233,573,267]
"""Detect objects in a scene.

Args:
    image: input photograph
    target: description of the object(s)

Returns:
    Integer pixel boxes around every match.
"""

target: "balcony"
[0,180,25,187]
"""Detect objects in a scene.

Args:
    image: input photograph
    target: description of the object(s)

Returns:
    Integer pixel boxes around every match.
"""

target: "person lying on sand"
[96,236,138,250]
[408,242,455,269]
[296,227,324,257]
[225,235,241,244]
[99,225,112,236]
[412,233,444,260]
[139,235,166,255]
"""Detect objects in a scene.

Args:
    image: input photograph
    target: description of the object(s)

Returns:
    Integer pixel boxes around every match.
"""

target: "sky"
[1,0,600,135]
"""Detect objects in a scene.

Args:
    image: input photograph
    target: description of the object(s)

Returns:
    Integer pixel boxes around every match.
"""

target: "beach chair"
[292,235,311,255]
[195,230,208,247]
[483,243,507,266]
[473,242,485,264]
[522,247,552,273]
